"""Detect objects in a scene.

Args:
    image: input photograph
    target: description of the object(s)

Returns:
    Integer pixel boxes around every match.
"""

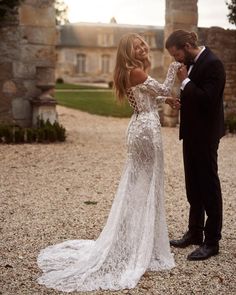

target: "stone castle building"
[0,0,236,127]
[56,22,164,85]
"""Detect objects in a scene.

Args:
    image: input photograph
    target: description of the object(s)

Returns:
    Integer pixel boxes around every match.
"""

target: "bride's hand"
[171,61,182,70]
[165,97,181,110]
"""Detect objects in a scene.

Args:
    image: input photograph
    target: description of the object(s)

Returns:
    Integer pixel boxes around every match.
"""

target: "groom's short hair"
[165,30,198,49]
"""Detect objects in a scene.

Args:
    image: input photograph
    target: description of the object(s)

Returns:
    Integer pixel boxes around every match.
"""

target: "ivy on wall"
[0,0,24,22]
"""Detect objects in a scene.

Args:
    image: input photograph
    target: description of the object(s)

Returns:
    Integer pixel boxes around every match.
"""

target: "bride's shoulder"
[129,68,148,87]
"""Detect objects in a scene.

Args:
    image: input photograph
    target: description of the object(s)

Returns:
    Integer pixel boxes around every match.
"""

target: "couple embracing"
[37,30,226,292]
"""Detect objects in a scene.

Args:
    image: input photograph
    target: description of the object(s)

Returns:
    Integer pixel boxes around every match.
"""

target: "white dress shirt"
[181,46,206,90]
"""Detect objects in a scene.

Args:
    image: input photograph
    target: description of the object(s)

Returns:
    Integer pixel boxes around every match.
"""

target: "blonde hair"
[113,33,151,101]
[165,30,198,50]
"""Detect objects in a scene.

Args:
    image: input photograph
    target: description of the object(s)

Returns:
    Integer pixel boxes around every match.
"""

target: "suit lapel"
[189,47,210,80]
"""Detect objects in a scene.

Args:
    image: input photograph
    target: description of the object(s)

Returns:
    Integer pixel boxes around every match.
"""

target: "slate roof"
[57,22,164,49]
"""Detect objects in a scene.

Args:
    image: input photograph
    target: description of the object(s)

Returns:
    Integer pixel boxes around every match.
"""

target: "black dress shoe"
[170,231,203,248]
[187,244,219,261]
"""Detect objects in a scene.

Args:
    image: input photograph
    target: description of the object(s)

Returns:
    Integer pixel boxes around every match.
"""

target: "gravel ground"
[0,106,235,295]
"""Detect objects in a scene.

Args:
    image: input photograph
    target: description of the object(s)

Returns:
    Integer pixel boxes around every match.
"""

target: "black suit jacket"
[179,47,226,143]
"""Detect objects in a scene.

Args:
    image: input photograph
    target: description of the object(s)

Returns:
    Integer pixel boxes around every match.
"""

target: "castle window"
[76,54,86,74]
[98,33,114,46]
[143,35,156,48]
[101,55,110,74]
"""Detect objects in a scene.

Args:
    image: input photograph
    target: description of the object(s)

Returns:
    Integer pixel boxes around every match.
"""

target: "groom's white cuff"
[180,78,191,90]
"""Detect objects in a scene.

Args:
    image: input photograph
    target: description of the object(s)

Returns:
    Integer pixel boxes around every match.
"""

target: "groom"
[165,30,226,260]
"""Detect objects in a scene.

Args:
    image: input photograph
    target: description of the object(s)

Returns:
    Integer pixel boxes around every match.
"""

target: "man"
[165,30,226,260]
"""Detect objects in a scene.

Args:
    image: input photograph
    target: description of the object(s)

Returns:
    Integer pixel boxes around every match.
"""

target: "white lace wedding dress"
[37,62,180,292]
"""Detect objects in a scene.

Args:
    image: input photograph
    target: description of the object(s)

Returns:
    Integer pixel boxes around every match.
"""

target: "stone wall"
[0,0,57,127]
[198,27,236,117]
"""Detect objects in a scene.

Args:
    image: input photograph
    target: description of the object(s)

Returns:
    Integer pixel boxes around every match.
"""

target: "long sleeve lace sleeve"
[138,62,181,102]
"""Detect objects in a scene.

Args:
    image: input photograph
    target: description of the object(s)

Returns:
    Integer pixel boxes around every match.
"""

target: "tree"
[0,0,23,22]
[54,0,69,25]
[226,0,236,26]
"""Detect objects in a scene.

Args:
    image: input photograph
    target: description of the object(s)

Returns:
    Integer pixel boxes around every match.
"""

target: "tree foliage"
[226,0,236,25]
[0,0,69,25]
[54,0,69,25]
[0,0,23,21]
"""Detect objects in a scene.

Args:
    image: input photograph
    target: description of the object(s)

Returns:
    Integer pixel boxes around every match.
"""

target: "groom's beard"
[183,49,195,65]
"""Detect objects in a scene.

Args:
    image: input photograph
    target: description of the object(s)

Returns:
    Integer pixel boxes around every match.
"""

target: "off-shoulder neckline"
[127,75,151,91]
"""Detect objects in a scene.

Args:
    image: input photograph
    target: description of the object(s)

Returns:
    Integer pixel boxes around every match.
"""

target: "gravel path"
[0,106,235,295]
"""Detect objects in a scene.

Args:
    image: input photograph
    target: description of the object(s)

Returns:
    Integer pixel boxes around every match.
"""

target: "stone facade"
[56,23,164,84]
[0,0,57,127]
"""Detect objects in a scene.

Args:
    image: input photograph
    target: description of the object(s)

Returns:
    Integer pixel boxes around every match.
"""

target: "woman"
[37,33,181,292]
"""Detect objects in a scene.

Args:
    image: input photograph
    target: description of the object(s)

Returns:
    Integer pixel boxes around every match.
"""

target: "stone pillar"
[162,0,198,126]
[0,0,57,127]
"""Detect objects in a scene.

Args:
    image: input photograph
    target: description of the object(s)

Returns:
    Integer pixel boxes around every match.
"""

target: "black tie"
[186,61,195,67]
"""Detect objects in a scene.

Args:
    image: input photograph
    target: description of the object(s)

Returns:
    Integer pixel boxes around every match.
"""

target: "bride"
[37,33,181,292]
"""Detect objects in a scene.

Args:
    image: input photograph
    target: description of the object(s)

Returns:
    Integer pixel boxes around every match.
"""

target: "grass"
[55,90,133,117]
[55,83,108,90]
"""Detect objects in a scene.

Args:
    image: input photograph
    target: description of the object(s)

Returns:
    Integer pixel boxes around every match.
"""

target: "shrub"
[225,114,236,134]
[25,128,37,143]
[56,77,64,84]
[53,121,66,141]
[14,127,25,143]
[108,81,113,89]
[0,120,66,144]
[0,125,14,143]
[94,79,106,83]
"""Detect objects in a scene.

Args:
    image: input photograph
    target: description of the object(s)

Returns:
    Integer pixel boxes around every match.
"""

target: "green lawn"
[55,83,108,90]
[55,90,133,117]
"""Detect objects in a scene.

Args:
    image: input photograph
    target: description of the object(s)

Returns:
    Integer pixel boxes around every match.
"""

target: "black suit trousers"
[183,140,223,245]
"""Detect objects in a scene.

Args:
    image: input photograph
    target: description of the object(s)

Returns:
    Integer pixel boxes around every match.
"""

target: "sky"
[63,0,235,30]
